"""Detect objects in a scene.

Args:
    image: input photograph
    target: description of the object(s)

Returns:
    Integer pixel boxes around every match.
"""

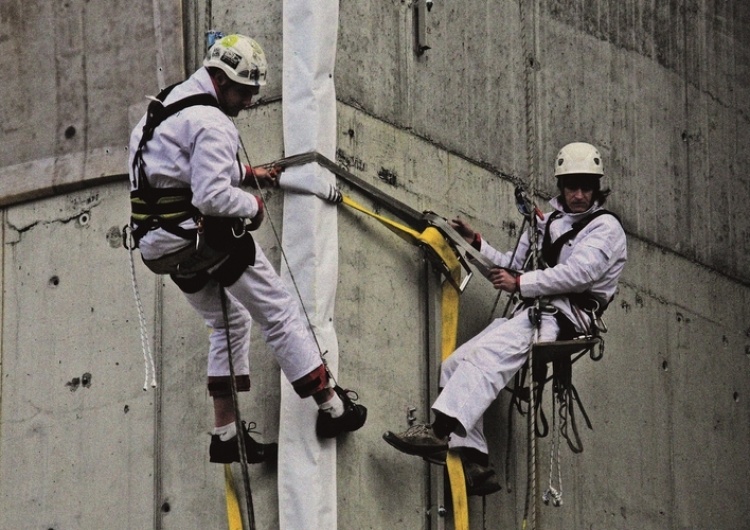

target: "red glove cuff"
[471,232,482,251]
[243,164,257,187]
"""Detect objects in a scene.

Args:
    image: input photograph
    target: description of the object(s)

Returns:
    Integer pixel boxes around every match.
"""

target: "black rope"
[219,286,255,530]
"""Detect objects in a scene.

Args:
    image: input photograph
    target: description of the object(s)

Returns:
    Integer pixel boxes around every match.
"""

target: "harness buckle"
[122,225,135,250]
[196,216,205,250]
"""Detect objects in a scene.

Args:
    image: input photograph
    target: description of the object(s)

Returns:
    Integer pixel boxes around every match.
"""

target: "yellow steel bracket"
[342,195,470,530]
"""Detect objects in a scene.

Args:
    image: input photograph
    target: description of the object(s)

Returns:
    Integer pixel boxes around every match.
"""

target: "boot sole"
[382,431,448,457]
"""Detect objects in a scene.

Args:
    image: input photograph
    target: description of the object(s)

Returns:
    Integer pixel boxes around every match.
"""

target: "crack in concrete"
[6,210,91,243]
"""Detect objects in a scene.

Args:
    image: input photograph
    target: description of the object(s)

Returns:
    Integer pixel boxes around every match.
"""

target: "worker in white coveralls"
[384,142,627,495]
[127,34,366,465]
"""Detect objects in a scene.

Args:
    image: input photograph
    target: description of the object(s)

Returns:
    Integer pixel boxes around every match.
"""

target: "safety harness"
[127,83,259,281]
[542,209,621,271]
[511,207,623,455]
[129,83,220,247]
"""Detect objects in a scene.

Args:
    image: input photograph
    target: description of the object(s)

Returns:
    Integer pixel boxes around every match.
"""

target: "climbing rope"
[518,0,541,522]
[542,395,563,507]
[124,226,157,391]
[234,136,338,386]
[219,286,256,530]
[486,215,528,325]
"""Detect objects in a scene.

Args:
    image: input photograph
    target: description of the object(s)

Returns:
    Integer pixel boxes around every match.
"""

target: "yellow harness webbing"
[442,284,470,530]
[224,464,244,530]
[342,195,470,530]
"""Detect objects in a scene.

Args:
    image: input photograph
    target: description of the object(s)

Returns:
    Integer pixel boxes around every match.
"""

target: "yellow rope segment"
[342,195,469,529]
[225,465,244,530]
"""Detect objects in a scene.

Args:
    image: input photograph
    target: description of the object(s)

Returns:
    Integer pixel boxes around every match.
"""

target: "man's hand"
[489,267,519,293]
[244,164,281,189]
[247,196,265,231]
[449,217,476,244]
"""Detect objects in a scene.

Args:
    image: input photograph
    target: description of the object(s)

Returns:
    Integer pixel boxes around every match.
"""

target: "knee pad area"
[291,364,329,398]
[207,375,251,397]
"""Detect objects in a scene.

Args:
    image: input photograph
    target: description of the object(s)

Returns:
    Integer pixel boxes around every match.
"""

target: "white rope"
[526,317,540,529]
[543,394,563,507]
[126,229,157,390]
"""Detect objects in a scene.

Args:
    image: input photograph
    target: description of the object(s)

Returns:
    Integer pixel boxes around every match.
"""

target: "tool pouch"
[141,216,252,276]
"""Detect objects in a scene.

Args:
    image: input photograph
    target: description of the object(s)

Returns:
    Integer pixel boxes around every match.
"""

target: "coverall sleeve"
[519,216,626,298]
[188,117,260,219]
[479,232,531,271]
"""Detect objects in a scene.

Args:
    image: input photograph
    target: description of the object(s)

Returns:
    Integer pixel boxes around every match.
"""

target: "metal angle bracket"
[413,0,431,57]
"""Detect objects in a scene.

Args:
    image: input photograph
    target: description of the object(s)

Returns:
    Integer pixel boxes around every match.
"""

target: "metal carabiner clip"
[232,218,246,239]
[122,225,134,250]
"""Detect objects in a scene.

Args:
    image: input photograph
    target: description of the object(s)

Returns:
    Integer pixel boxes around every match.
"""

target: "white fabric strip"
[278,1,340,529]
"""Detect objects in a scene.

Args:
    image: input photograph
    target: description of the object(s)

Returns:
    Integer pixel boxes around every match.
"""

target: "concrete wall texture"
[0,0,748,529]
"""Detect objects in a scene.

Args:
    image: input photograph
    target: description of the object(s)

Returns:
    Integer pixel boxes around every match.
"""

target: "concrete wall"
[337,0,750,285]
[0,0,748,529]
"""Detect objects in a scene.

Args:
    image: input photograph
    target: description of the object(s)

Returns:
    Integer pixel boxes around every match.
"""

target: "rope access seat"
[507,303,607,454]
[501,294,609,510]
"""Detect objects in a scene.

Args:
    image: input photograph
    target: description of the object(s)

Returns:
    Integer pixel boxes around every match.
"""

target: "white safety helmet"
[204,34,268,86]
[554,142,604,177]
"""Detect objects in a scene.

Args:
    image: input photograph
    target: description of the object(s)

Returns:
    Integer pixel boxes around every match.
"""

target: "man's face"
[218,80,260,117]
[560,175,598,213]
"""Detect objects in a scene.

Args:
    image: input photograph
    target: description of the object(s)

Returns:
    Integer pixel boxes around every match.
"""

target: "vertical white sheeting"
[278,1,340,529]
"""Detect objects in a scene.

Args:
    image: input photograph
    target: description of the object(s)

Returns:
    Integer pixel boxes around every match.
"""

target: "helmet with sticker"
[203,34,267,86]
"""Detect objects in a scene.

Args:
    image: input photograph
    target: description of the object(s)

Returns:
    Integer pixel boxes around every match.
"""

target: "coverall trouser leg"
[180,242,323,389]
[432,308,559,454]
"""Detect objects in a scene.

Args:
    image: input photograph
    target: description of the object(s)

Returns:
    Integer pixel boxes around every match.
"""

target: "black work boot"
[316,386,368,438]
[464,462,502,496]
[209,421,278,465]
[422,448,502,496]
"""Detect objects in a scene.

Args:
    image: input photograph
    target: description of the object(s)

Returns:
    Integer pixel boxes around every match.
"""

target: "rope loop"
[126,235,157,390]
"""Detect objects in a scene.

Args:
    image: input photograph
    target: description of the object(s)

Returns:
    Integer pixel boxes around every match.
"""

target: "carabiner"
[232,219,246,238]
[122,225,134,250]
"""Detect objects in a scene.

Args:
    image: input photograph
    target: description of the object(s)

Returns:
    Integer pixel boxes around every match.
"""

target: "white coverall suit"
[432,197,627,454]
[128,67,323,395]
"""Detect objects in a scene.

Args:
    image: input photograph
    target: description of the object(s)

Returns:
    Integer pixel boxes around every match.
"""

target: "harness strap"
[130,83,222,247]
[130,188,194,218]
[541,209,621,268]
[136,87,220,154]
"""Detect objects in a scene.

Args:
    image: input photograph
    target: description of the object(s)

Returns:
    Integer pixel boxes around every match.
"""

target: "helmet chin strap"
[207,70,230,113]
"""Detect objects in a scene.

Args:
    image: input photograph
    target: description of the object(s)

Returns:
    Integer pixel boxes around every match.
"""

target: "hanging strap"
[224,465,244,530]
[339,195,469,530]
